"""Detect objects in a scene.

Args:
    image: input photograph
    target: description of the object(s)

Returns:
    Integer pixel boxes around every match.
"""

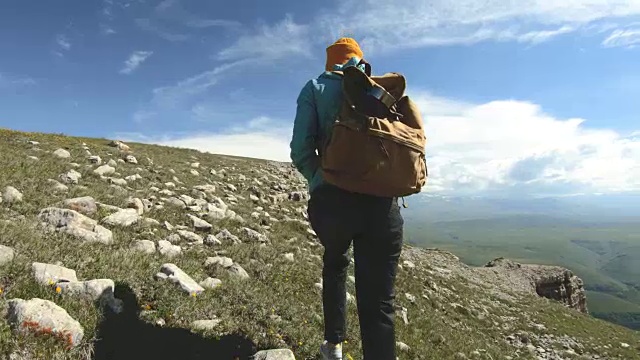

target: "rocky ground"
[0,129,638,360]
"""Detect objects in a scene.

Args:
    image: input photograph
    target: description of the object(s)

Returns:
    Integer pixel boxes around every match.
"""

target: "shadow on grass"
[92,282,258,360]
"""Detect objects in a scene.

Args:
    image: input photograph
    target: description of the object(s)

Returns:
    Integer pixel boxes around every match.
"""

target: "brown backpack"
[319,61,428,199]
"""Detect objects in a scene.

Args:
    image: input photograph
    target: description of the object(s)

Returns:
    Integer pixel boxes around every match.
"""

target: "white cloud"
[136,18,190,42]
[516,25,576,44]
[602,28,640,47]
[138,0,240,41]
[119,116,292,162]
[120,51,154,74]
[310,0,640,53]
[55,34,71,51]
[149,59,252,109]
[412,92,640,196]
[100,24,117,35]
[124,92,639,196]
[216,15,312,62]
[0,73,36,89]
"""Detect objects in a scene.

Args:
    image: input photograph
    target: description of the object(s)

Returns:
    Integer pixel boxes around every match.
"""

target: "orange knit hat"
[325,37,364,71]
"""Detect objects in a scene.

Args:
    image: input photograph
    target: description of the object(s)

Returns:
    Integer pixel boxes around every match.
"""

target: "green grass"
[0,128,638,359]
[406,214,640,330]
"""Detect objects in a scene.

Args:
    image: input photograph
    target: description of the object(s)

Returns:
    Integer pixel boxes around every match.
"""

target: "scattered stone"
[241,227,269,243]
[402,260,416,269]
[190,169,199,176]
[228,263,250,280]
[88,155,102,164]
[38,207,113,244]
[131,240,156,254]
[0,245,15,266]
[216,229,241,244]
[6,298,84,347]
[205,256,234,269]
[187,214,212,231]
[191,319,221,331]
[194,184,216,194]
[405,293,417,304]
[101,208,140,227]
[283,253,295,262]
[63,196,97,215]
[59,169,82,185]
[2,186,23,204]
[108,178,127,186]
[253,349,296,360]
[177,230,204,243]
[165,197,186,209]
[109,140,130,151]
[126,197,145,215]
[204,234,222,246]
[107,159,118,167]
[48,179,70,193]
[159,263,204,295]
[397,342,411,352]
[200,277,222,289]
[124,155,137,164]
[125,174,143,182]
[32,262,78,286]
[179,194,195,206]
[53,148,71,159]
[94,165,116,176]
[56,279,116,302]
[163,221,174,231]
[157,240,181,258]
[96,202,121,213]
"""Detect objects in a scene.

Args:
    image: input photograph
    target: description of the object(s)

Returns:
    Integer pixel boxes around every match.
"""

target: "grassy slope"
[0,129,637,359]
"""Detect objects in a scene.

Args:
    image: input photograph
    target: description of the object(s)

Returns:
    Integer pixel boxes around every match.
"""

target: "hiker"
[290,37,410,360]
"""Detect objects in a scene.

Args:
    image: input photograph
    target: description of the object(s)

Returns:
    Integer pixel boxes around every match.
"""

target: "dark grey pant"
[308,184,404,360]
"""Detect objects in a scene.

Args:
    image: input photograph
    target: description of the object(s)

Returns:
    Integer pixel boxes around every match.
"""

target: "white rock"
[2,186,23,204]
[53,148,71,159]
[0,245,15,266]
[38,208,113,244]
[191,319,221,331]
[131,240,156,254]
[157,240,181,258]
[199,277,222,289]
[125,155,137,164]
[126,197,145,215]
[7,298,84,347]
[187,214,212,231]
[204,234,221,246]
[283,253,295,262]
[63,196,97,215]
[59,170,82,185]
[88,155,102,164]
[205,256,234,268]
[32,262,78,286]
[102,208,140,227]
[94,165,116,176]
[253,349,296,360]
[159,263,204,295]
[176,230,203,244]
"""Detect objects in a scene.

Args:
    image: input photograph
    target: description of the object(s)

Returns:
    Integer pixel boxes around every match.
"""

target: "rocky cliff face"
[485,257,588,314]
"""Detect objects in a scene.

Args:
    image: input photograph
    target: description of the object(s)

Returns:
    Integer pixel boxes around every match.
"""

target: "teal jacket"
[289,57,366,193]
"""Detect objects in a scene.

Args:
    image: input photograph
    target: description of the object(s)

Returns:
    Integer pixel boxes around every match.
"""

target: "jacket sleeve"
[290,80,320,184]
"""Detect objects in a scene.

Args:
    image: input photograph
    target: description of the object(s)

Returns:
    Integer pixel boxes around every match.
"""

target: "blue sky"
[1,0,639,196]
